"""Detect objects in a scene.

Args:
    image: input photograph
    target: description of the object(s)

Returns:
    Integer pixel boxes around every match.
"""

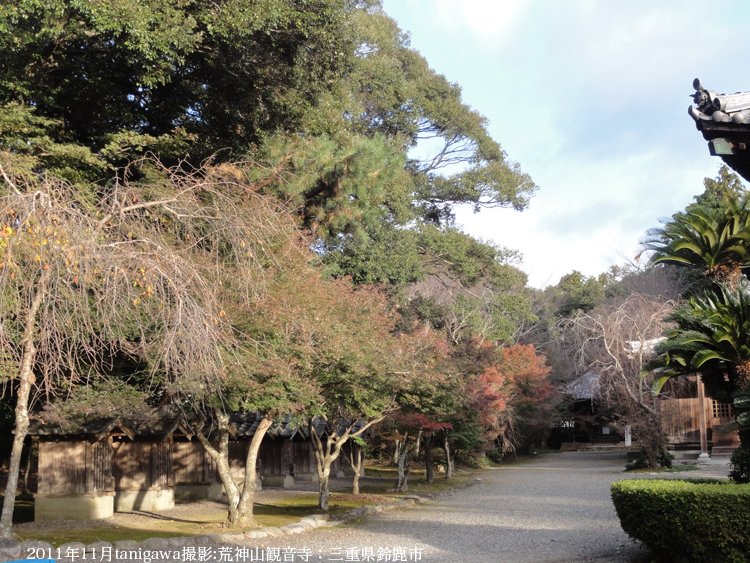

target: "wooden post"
[85,440,95,494]
[697,374,710,459]
[151,441,159,488]
[281,439,293,475]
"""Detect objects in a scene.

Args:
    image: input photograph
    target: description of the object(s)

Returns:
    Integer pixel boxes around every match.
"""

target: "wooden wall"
[173,441,216,484]
[38,441,86,495]
[37,439,113,495]
[293,440,314,475]
[112,440,172,490]
[39,434,324,496]
[661,397,739,444]
[662,397,706,443]
[258,439,282,476]
[229,441,248,481]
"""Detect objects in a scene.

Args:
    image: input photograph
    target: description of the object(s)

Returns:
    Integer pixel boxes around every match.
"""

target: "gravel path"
[248,452,684,563]
[90,452,731,563]
[251,453,731,563]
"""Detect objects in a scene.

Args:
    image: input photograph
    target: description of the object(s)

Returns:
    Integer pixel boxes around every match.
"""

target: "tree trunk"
[309,416,386,510]
[319,470,331,510]
[347,443,363,495]
[425,434,434,483]
[0,284,45,539]
[233,416,273,528]
[310,419,349,511]
[195,413,243,526]
[443,436,453,480]
[394,435,411,492]
[393,440,400,465]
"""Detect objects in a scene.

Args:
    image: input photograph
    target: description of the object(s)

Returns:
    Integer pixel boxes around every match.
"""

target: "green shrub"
[486,449,504,464]
[730,446,750,484]
[625,449,674,471]
[625,456,649,471]
[611,479,750,563]
[660,450,674,469]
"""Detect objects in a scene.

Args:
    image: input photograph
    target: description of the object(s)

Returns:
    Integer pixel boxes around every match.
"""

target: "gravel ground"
[46,453,731,563]
[249,453,730,563]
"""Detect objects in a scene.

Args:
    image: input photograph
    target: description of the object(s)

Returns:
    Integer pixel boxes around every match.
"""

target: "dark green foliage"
[690,165,746,216]
[486,448,504,464]
[554,270,605,316]
[345,4,537,218]
[625,450,673,471]
[40,380,153,432]
[0,0,536,238]
[446,418,484,465]
[418,226,524,287]
[730,446,750,484]
[643,194,750,287]
[648,279,750,394]
[0,0,351,164]
[611,479,750,563]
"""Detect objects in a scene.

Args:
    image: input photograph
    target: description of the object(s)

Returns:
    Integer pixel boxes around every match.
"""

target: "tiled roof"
[689,78,750,182]
[27,414,187,441]
[563,372,601,401]
[690,78,750,123]
[29,410,367,441]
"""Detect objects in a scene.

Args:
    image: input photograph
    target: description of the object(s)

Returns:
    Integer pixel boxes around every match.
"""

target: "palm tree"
[642,196,750,288]
[643,188,750,481]
[648,280,750,472]
[650,280,750,393]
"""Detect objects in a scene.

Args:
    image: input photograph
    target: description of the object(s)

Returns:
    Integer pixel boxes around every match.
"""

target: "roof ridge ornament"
[688,79,750,182]
[692,78,720,114]
[692,78,750,116]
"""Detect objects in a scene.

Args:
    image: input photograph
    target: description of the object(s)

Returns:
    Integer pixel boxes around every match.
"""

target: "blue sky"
[381,0,750,287]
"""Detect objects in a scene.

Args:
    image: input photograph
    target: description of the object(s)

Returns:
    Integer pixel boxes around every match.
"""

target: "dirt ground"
[11,475,389,537]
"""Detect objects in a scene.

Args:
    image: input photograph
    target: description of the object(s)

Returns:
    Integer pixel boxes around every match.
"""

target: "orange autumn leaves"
[470,343,553,437]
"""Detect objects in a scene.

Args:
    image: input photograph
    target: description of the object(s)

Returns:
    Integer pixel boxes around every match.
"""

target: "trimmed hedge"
[611,479,750,563]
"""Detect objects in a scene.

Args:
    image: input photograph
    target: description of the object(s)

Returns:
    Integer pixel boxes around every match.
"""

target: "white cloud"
[382,0,750,287]
[453,0,526,37]
[404,0,528,39]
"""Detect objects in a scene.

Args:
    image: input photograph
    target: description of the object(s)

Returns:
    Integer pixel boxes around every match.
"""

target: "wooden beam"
[709,138,736,156]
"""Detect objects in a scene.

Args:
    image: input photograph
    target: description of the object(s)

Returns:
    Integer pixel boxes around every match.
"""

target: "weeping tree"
[562,295,676,468]
[0,157,298,535]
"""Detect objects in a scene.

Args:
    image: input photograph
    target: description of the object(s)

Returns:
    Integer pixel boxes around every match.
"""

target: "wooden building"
[559,372,739,455]
[558,372,622,444]
[660,376,739,455]
[31,417,182,521]
[29,412,352,521]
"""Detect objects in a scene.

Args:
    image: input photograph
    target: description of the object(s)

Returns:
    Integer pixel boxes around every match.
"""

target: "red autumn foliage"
[392,412,452,434]
[465,342,554,447]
